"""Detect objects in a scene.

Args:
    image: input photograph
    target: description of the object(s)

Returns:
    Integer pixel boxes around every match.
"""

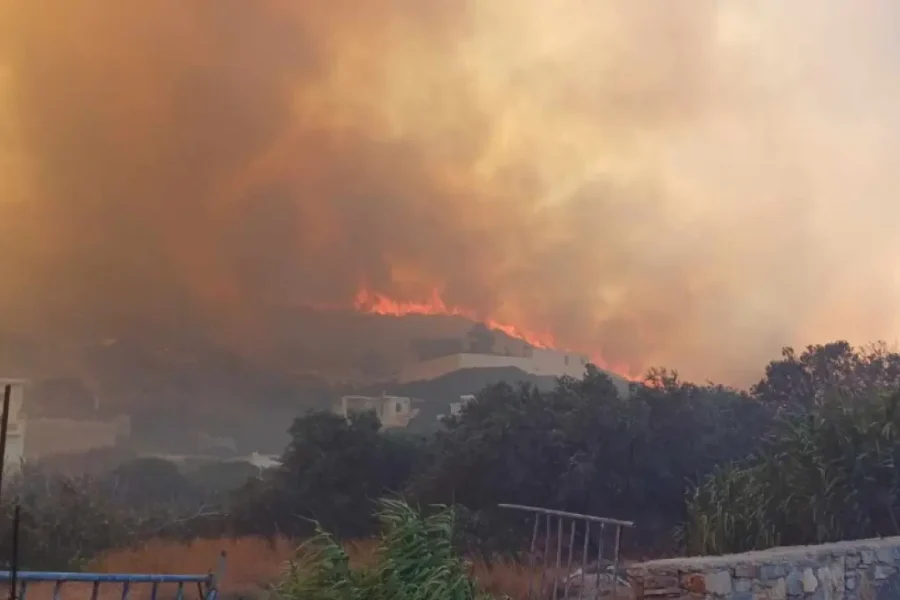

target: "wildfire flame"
[353,287,557,350]
[350,286,641,381]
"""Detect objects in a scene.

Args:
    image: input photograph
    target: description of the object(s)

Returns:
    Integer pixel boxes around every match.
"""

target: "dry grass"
[0,537,626,600]
[89,537,293,599]
[1,538,284,600]
[471,558,544,599]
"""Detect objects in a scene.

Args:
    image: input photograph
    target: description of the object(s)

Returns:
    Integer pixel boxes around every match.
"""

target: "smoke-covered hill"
[1,310,618,454]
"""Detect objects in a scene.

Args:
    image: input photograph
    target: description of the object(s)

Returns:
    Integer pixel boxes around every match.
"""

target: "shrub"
[273,498,500,600]
[0,465,229,570]
[684,389,900,554]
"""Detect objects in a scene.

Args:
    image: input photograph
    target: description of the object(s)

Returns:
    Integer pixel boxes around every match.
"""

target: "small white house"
[449,394,475,417]
[437,394,476,422]
[335,394,420,429]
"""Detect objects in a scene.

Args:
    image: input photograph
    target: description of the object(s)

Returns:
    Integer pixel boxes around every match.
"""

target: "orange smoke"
[3,0,900,388]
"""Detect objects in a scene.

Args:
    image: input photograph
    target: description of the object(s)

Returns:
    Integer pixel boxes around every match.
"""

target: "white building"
[0,378,27,473]
[436,394,476,422]
[334,394,420,429]
[449,394,475,417]
[398,348,590,384]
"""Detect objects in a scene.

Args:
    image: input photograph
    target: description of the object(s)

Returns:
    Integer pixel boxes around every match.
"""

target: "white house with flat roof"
[398,348,590,384]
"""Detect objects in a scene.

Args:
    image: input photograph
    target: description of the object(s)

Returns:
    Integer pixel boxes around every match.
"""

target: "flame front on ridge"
[353,287,555,350]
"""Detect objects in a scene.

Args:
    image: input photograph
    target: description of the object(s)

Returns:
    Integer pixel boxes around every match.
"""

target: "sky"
[1,0,900,384]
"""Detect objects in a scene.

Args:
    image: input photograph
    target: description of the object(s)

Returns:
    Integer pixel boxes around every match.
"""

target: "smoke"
[2,0,900,384]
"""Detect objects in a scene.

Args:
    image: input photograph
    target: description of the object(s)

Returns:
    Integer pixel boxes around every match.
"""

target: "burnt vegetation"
[4,340,900,570]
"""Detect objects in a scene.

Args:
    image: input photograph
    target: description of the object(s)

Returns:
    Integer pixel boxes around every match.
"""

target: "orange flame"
[350,286,641,381]
[353,287,557,350]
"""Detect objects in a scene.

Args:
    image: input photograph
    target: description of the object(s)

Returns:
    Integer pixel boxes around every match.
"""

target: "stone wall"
[628,537,900,600]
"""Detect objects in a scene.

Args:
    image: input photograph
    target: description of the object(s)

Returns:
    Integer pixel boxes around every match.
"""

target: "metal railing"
[0,551,225,600]
[0,569,221,600]
[499,503,634,600]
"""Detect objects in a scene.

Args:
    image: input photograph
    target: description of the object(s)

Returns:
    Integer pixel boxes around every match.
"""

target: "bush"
[0,468,164,569]
[684,389,900,555]
[0,465,230,570]
[274,498,498,600]
[231,411,421,540]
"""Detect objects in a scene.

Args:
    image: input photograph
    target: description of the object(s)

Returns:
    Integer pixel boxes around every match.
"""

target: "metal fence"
[0,564,224,600]
[498,503,634,600]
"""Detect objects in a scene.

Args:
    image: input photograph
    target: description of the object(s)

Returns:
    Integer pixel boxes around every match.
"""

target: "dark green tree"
[410,364,772,554]
[232,411,421,539]
[104,457,192,507]
[685,388,900,555]
[626,369,771,545]
[752,341,900,408]
[409,366,642,554]
[189,461,259,501]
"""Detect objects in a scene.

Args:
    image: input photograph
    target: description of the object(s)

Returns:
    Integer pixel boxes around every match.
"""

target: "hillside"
[1,311,620,454]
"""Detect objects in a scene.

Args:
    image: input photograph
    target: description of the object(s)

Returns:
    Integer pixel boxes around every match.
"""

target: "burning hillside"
[1,1,900,386]
[353,287,556,350]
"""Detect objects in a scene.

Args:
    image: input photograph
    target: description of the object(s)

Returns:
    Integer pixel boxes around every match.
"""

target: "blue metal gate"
[0,552,226,600]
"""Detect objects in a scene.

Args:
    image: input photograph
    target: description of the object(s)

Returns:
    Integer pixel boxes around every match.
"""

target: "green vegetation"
[275,499,495,600]
[6,339,900,572]
[684,387,900,555]
[242,341,900,557]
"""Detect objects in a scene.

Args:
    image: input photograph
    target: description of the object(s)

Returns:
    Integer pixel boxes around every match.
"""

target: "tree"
[232,411,421,539]
[0,466,211,570]
[752,341,900,409]
[625,369,771,546]
[684,388,900,555]
[103,457,192,507]
[408,366,644,555]
[189,461,259,500]
[408,364,774,554]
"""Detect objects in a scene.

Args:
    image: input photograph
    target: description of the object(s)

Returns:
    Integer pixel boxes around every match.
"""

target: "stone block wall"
[627,537,900,600]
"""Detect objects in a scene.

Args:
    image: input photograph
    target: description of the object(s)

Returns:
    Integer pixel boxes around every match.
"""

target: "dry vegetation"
[82,537,555,600]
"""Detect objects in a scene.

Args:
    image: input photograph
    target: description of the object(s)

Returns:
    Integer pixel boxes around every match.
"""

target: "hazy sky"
[1,0,900,384]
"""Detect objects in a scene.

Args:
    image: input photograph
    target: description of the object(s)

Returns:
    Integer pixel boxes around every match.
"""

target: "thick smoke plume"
[2,1,900,384]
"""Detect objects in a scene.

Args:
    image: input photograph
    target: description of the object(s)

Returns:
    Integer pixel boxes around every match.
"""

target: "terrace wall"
[628,537,900,600]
